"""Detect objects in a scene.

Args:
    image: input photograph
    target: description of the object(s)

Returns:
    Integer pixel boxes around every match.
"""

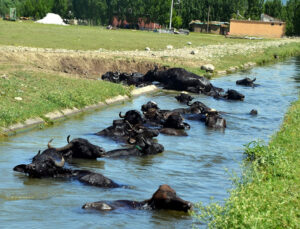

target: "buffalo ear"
[13,164,27,173]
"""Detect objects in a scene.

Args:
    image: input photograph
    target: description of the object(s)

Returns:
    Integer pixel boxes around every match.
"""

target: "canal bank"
[0,85,158,137]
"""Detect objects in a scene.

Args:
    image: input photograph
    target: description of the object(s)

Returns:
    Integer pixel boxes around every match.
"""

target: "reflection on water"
[0,57,299,228]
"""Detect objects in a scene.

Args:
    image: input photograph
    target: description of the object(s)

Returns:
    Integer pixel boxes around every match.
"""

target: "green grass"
[192,98,300,228]
[0,70,131,128]
[212,42,300,72]
[0,20,264,51]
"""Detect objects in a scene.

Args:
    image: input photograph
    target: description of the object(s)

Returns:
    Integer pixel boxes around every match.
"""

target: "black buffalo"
[102,71,149,87]
[236,77,257,87]
[96,119,159,143]
[119,110,144,126]
[14,148,120,188]
[102,134,164,158]
[218,89,245,101]
[82,184,192,212]
[48,136,105,160]
[175,93,194,104]
[142,68,223,96]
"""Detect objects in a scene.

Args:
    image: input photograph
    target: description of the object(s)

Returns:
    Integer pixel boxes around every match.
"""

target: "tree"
[264,0,283,19]
[52,0,68,18]
[245,0,264,20]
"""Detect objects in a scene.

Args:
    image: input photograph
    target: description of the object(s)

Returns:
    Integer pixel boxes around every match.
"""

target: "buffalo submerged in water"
[83,184,192,212]
[102,67,245,100]
[13,147,122,188]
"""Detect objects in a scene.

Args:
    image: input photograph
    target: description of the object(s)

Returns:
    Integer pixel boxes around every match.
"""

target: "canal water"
[0,57,299,228]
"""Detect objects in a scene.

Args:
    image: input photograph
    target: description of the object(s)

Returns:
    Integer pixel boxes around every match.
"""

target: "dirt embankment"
[0,38,299,79]
[0,49,159,79]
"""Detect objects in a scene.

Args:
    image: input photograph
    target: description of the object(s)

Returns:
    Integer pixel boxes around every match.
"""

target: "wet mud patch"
[59,56,159,78]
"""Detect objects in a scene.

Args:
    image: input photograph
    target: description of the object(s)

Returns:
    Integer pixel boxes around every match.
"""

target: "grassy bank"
[0,70,130,128]
[192,98,300,228]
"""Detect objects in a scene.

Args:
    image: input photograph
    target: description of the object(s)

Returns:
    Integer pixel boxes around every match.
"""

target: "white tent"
[36,13,67,26]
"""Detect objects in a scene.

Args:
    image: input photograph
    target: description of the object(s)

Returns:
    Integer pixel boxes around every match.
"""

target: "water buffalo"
[175,93,194,104]
[218,89,245,101]
[142,68,223,96]
[236,77,257,87]
[102,71,121,83]
[250,109,258,115]
[82,184,192,212]
[186,101,213,114]
[13,148,120,188]
[119,110,144,126]
[141,103,190,136]
[142,100,226,129]
[47,136,105,160]
[163,112,189,129]
[102,134,164,158]
[96,118,159,143]
[102,71,149,87]
[185,102,226,128]
[205,113,227,128]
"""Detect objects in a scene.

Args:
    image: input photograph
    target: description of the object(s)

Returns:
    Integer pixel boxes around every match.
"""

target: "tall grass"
[192,99,300,228]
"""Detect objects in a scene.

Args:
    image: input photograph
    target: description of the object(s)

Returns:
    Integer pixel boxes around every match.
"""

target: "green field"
[193,99,300,228]
[0,20,263,51]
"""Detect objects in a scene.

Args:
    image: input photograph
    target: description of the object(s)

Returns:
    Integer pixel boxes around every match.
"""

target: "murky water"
[0,57,299,228]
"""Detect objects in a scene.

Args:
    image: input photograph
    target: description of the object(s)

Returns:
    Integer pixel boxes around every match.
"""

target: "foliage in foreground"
[192,99,300,228]
[0,71,130,128]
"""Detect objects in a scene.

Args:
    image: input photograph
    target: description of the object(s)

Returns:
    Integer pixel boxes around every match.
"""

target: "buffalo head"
[14,148,67,178]
[236,77,257,87]
[119,110,144,125]
[187,101,213,114]
[147,184,192,212]
[224,89,245,101]
[141,101,159,113]
[175,92,194,104]
[163,113,190,130]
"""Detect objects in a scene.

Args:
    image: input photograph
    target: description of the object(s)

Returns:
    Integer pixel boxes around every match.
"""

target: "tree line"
[0,0,299,35]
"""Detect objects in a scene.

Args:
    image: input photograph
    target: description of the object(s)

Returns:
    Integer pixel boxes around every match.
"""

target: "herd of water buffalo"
[13,67,257,213]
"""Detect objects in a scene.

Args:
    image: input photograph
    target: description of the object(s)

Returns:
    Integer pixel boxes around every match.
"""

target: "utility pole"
[169,0,174,29]
[207,5,210,33]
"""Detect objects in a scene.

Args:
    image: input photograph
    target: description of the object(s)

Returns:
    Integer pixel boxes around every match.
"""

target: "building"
[111,16,161,30]
[189,20,229,35]
[229,16,286,38]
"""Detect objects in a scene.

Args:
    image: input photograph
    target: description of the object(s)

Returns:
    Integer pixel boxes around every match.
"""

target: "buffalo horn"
[53,143,73,152]
[53,157,65,168]
[48,138,54,149]
[48,138,73,152]
[183,122,191,130]
[67,135,71,143]
[119,112,125,118]
[187,101,192,106]
[141,137,151,146]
